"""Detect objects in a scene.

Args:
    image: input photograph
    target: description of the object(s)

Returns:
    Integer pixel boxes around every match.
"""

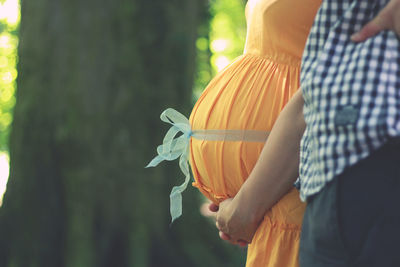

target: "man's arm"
[215,89,306,244]
[351,0,400,42]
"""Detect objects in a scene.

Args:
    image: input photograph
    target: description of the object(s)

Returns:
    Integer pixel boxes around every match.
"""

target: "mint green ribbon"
[146,108,192,224]
[146,108,271,224]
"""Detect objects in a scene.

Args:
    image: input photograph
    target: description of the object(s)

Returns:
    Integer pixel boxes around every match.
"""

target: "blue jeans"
[300,141,400,267]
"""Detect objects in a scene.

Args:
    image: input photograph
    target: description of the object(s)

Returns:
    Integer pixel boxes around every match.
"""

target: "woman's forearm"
[237,89,305,221]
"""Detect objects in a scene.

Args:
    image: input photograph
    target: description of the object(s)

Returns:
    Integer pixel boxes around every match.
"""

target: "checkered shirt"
[299,0,400,201]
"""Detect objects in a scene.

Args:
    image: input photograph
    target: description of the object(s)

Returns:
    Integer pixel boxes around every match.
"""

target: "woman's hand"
[204,202,245,246]
[215,198,262,246]
[351,0,400,41]
[205,201,250,246]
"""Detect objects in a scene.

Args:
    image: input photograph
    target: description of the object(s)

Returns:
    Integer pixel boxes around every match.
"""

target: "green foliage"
[193,0,246,100]
[209,0,246,64]
[0,0,19,152]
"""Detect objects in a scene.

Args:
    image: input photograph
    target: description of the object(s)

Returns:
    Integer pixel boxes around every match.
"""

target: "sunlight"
[0,34,12,49]
[0,0,20,26]
[0,152,9,205]
[0,56,8,68]
[2,71,13,83]
[214,56,230,71]
[0,0,19,205]
[211,39,229,53]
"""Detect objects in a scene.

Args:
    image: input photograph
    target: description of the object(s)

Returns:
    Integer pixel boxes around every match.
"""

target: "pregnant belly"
[189,137,265,204]
[189,55,299,203]
[189,79,281,204]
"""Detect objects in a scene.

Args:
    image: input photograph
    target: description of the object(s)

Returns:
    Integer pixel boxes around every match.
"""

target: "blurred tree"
[192,7,212,103]
[0,0,246,267]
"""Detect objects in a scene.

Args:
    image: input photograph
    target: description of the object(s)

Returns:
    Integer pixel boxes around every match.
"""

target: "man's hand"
[215,198,261,247]
[351,0,400,42]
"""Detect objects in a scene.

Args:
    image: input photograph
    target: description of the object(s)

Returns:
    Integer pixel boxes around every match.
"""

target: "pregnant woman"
[148,0,321,266]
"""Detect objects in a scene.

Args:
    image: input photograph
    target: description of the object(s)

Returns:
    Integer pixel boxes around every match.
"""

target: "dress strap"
[193,129,269,142]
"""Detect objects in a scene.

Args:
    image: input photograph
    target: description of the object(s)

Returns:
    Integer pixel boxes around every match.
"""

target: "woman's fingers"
[217,219,250,246]
[214,198,251,246]
[219,231,231,241]
[237,240,249,247]
[219,231,249,247]
[208,202,219,212]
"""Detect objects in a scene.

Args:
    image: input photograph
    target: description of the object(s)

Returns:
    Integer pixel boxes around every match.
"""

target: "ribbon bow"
[146,108,192,224]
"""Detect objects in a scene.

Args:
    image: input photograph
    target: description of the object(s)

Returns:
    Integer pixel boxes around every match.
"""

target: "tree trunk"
[0,0,246,266]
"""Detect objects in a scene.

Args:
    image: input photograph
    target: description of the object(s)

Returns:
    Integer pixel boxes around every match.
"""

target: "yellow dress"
[189,0,321,266]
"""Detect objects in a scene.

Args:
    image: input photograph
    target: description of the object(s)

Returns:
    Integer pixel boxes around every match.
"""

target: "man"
[212,0,400,266]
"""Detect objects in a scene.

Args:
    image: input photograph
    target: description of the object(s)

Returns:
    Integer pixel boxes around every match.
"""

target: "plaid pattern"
[299,0,400,201]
